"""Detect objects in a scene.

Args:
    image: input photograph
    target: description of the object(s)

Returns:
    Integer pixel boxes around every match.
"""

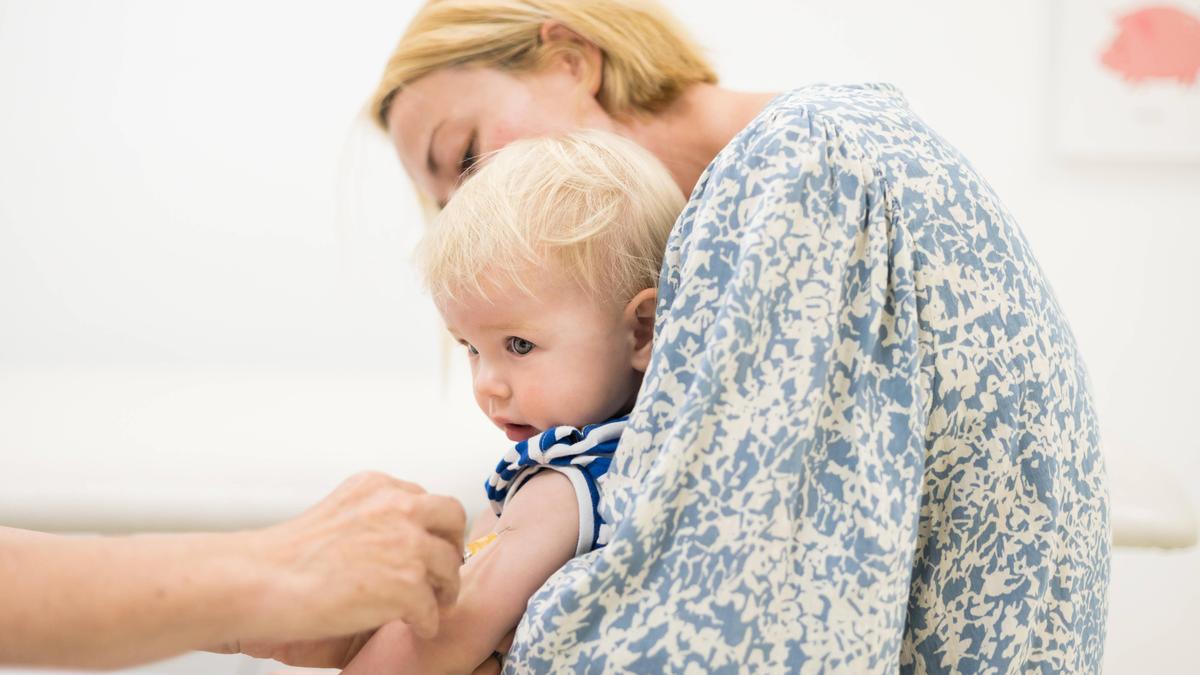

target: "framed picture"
[1052,0,1200,161]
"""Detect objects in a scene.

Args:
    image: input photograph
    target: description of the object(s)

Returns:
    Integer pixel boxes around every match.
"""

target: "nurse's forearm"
[0,525,278,668]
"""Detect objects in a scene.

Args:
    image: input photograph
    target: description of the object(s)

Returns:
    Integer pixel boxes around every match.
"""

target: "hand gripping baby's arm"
[341,471,580,675]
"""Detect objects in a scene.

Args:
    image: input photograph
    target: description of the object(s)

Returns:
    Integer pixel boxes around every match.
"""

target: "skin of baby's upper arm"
[342,470,580,675]
[467,505,499,543]
[478,469,580,600]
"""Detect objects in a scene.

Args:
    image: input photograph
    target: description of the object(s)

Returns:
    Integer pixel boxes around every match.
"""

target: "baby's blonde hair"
[371,0,717,130]
[417,131,683,307]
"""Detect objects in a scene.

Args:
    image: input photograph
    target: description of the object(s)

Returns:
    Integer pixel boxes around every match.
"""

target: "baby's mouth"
[501,423,538,442]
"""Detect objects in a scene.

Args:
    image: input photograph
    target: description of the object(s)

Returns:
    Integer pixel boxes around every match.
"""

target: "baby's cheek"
[520,379,554,417]
[532,380,584,424]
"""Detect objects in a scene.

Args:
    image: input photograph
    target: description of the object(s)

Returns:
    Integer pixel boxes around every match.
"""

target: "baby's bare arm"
[342,471,579,675]
[466,506,499,543]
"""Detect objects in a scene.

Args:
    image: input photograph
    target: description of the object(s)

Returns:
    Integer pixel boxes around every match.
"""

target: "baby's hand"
[340,620,418,674]
[467,629,515,675]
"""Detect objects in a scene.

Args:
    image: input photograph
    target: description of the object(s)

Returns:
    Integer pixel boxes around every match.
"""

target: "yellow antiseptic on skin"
[463,532,498,562]
[463,526,514,563]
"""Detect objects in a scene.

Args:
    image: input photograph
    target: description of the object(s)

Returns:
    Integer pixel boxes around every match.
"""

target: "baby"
[342,131,683,674]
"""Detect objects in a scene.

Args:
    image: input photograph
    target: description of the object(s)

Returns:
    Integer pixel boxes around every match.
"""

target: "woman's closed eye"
[459,132,478,176]
[507,337,535,355]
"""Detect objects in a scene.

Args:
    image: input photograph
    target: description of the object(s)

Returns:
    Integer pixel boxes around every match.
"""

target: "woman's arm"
[0,471,465,669]
[343,470,579,675]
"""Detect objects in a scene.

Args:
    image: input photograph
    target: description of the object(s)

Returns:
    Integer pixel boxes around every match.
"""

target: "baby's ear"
[624,288,657,373]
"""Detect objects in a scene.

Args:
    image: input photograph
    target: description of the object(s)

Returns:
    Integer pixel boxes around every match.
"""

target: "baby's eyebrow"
[479,322,532,333]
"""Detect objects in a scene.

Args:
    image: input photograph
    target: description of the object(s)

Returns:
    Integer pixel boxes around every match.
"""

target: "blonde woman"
[339,1,1109,672]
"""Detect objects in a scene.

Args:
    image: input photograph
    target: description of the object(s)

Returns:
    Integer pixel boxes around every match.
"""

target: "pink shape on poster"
[1099,5,1200,85]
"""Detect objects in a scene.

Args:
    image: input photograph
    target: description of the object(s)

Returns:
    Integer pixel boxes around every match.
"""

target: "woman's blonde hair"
[371,0,717,130]
[417,131,682,307]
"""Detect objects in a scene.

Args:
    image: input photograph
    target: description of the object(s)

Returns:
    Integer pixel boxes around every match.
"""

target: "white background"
[1,1,1198,672]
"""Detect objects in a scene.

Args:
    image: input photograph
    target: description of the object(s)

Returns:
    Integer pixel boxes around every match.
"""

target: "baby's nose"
[474,363,511,400]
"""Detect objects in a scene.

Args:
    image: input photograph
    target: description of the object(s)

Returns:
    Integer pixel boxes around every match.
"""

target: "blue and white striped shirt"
[485,416,626,556]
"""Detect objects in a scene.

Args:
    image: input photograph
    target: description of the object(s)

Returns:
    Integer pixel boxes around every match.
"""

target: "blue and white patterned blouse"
[486,417,625,556]
[504,84,1110,673]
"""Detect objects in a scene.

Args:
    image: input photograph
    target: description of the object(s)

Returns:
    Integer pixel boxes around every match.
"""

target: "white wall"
[0,0,432,371]
[1,1,1197,672]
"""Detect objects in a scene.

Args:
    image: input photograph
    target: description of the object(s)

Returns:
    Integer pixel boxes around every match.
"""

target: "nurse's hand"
[213,472,466,665]
[260,471,467,642]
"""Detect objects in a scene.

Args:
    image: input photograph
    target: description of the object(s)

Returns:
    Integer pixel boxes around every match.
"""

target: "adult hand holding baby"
[0,471,466,670]
[260,470,466,641]
[213,471,468,665]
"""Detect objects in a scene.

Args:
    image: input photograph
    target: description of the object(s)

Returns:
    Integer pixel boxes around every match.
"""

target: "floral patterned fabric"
[504,84,1109,674]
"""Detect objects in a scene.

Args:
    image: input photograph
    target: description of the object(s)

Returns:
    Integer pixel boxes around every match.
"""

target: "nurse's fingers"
[423,534,464,607]
[401,580,441,640]
[408,493,467,545]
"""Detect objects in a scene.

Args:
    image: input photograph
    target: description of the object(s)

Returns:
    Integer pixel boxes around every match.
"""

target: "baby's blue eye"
[507,337,534,355]
[462,342,478,356]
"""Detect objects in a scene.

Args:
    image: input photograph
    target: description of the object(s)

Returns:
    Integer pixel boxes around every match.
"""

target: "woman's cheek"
[487,116,536,154]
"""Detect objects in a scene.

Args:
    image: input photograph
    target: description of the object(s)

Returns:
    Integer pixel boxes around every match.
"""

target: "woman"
[366,0,1110,672]
[0,472,465,669]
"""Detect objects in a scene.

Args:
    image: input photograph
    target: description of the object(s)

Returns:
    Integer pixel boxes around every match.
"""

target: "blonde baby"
[342,130,682,674]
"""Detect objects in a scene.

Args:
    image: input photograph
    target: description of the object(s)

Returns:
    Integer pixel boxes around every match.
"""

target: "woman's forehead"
[387,67,486,124]
[386,91,444,197]
[386,69,491,197]
[386,85,438,153]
